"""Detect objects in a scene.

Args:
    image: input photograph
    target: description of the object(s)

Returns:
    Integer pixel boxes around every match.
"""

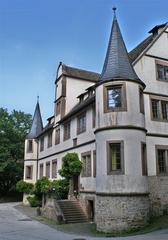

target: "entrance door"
[88,200,94,221]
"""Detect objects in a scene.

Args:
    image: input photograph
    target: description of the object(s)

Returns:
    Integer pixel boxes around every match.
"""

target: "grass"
[35,214,168,237]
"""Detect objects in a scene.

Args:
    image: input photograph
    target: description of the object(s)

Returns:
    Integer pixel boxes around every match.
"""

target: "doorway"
[87,200,94,221]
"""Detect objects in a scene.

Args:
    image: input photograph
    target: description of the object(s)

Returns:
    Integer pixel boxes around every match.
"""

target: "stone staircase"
[57,200,88,223]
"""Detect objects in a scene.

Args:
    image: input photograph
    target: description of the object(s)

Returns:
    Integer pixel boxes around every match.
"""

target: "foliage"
[34,177,51,198]
[50,179,69,199]
[16,180,34,194]
[27,196,40,207]
[58,153,82,179]
[0,108,32,195]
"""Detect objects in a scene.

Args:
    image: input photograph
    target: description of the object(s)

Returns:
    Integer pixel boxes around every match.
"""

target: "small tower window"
[25,165,33,179]
[107,141,124,175]
[104,83,127,112]
[107,86,122,108]
[139,88,144,114]
[27,140,33,153]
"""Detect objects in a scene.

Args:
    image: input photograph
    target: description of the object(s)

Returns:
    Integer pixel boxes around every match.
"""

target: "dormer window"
[104,83,127,112]
[27,140,33,153]
[156,60,168,81]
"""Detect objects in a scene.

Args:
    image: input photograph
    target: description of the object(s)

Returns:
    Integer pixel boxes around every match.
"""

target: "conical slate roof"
[99,11,143,85]
[26,101,43,139]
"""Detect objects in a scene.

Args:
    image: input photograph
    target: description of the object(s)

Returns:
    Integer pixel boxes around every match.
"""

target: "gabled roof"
[61,64,100,82]
[99,12,141,83]
[129,35,154,63]
[26,101,43,139]
[59,95,95,123]
[129,23,168,64]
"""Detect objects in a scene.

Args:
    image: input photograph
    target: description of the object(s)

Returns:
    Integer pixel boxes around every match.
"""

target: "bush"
[50,179,69,199]
[16,180,34,194]
[27,196,40,207]
[59,153,82,179]
[34,177,51,199]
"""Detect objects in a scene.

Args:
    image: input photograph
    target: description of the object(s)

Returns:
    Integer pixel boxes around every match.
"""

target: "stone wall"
[148,176,168,216]
[95,194,149,233]
[79,192,96,219]
[41,196,63,223]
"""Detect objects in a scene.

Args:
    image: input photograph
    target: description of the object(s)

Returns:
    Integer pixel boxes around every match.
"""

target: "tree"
[0,108,32,195]
[59,153,82,180]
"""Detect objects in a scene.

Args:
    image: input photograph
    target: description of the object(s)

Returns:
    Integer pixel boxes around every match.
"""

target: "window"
[73,138,77,147]
[64,121,71,141]
[151,97,168,121]
[39,164,43,178]
[56,100,61,116]
[47,131,53,148]
[81,151,91,177]
[77,112,86,134]
[40,137,44,152]
[46,162,50,178]
[156,145,168,175]
[104,83,126,112]
[107,141,124,175]
[141,143,147,176]
[156,63,168,81]
[55,128,60,145]
[93,150,96,178]
[52,160,57,178]
[25,166,33,179]
[27,140,33,153]
[139,88,144,113]
[92,106,96,128]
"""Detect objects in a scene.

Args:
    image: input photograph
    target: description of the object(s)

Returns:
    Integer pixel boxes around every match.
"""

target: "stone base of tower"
[95,193,150,233]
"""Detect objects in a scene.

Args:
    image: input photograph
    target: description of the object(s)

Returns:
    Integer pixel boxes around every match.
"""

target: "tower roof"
[99,10,144,85]
[26,100,43,139]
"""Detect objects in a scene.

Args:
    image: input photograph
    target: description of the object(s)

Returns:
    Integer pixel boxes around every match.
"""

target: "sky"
[0,0,168,124]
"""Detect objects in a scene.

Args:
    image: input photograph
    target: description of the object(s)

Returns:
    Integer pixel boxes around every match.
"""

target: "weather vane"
[112,7,117,17]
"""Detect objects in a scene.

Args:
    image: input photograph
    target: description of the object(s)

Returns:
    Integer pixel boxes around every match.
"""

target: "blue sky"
[0,0,167,124]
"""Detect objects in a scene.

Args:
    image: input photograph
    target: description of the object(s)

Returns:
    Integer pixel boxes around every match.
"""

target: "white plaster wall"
[37,142,96,191]
[24,139,38,160]
[147,28,168,59]
[144,94,168,134]
[96,129,148,193]
[24,160,37,184]
[66,77,94,114]
[146,136,168,176]
[38,106,95,159]
[96,82,145,128]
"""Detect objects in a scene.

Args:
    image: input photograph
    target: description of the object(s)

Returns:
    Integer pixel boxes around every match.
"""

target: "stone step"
[57,200,88,224]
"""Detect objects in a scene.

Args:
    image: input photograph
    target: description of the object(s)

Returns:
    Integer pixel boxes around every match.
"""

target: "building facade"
[24,11,168,232]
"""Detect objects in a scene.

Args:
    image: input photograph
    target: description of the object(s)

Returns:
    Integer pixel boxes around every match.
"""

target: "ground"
[0,202,168,240]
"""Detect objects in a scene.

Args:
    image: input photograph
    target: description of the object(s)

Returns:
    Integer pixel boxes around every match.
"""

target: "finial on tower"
[112,7,117,18]
[37,95,39,103]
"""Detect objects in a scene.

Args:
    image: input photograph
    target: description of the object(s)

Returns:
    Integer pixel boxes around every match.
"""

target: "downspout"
[36,139,39,181]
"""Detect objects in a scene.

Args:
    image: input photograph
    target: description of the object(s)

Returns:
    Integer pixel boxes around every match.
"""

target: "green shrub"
[50,179,69,199]
[16,180,34,194]
[34,177,51,198]
[27,196,40,207]
[59,153,82,179]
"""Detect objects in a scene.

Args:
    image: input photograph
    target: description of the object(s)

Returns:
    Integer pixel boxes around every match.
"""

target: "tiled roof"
[99,14,141,83]
[129,35,154,63]
[62,64,100,82]
[26,102,43,139]
[59,95,95,123]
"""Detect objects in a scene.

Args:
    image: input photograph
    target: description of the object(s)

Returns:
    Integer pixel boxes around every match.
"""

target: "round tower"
[23,99,43,204]
[95,10,149,232]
